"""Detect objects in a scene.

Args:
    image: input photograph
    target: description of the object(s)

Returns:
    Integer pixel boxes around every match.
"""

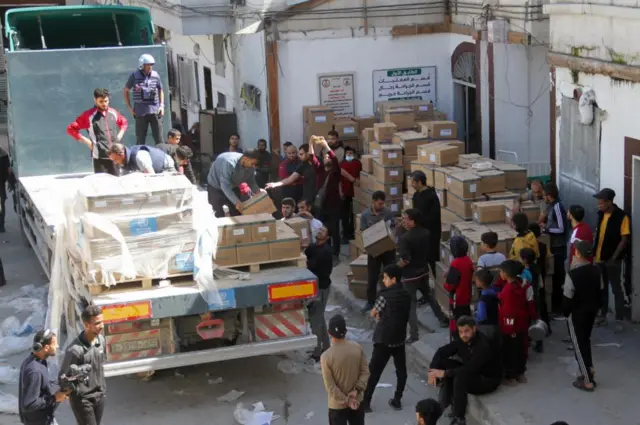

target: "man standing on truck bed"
[207,150,263,217]
[108,143,177,175]
[67,88,128,174]
[124,54,164,145]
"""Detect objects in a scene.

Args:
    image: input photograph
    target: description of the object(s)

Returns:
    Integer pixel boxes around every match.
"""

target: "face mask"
[345,155,354,162]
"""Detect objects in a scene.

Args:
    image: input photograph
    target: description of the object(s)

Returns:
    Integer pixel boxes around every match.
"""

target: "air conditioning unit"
[487,20,508,44]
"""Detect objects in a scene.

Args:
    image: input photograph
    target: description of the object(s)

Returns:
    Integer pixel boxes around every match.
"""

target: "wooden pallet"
[218,254,307,273]
[86,272,195,295]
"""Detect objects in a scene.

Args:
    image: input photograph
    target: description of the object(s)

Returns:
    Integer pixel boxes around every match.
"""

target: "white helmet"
[138,54,155,69]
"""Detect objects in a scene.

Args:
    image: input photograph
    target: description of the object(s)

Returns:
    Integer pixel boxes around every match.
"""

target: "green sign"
[386,68,422,77]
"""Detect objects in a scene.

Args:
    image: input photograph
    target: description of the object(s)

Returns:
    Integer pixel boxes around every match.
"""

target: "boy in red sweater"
[444,236,474,337]
[498,260,532,384]
[568,204,594,266]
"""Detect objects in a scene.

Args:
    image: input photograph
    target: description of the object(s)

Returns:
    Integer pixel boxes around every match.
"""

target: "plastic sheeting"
[45,173,223,348]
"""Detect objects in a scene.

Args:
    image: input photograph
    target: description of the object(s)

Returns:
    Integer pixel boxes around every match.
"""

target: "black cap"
[410,170,427,183]
[594,188,615,201]
[574,239,594,258]
[328,314,347,339]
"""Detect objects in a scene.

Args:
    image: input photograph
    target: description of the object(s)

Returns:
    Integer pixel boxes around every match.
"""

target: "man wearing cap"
[320,314,370,425]
[124,54,165,145]
[593,188,630,330]
[563,239,601,392]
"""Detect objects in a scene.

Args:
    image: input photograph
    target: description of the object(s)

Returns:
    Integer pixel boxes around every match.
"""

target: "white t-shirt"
[477,252,506,269]
[135,150,176,174]
[309,218,323,242]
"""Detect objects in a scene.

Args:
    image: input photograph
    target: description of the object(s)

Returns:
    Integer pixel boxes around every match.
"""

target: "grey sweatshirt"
[207,152,259,204]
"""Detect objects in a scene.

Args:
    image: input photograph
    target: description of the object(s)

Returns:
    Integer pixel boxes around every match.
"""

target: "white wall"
[479,40,491,156]
[276,28,473,146]
[233,32,270,148]
[555,68,640,207]
[492,43,550,174]
[167,34,235,127]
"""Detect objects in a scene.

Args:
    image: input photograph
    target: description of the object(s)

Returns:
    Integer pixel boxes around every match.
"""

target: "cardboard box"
[472,200,507,224]
[403,155,416,173]
[358,172,372,192]
[354,116,377,131]
[504,200,542,225]
[304,122,334,141]
[349,280,368,300]
[393,131,430,156]
[441,223,451,241]
[371,178,402,200]
[368,141,385,157]
[433,110,447,121]
[384,109,415,130]
[249,213,277,242]
[447,191,478,220]
[410,162,436,187]
[237,241,270,264]
[224,218,253,245]
[362,220,396,257]
[447,171,481,199]
[213,245,237,267]
[444,140,466,155]
[418,143,459,166]
[242,192,277,215]
[407,176,416,196]
[362,128,375,146]
[355,214,362,233]
[284,217,312,246]
[440,241,454,268]
[270,228,301,260]
[379,144,403,166]
[441,207,466,224]
[474,169,506,194]
[373,122,398,142]
[361,154,374,173]
[492,161,528,191]
[373,159,404,184]
[350,254,368,281]
[349,240,364,260]
[434,167,464,190]
[305,106,335,124]
[483,191,520,202]
[420,120,458,140]
[403,193,413,210]
[334,119,359,140]
[436,189,447,207]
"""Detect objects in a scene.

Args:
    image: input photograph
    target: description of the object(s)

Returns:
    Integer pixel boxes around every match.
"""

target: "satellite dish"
[193,43,201,56]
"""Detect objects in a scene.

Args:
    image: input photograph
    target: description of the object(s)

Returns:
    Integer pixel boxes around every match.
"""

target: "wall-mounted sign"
[318,72,355,118]
[372,66,437,105]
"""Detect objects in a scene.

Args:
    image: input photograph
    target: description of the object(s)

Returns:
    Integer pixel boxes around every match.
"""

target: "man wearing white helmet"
[124,53,165,145]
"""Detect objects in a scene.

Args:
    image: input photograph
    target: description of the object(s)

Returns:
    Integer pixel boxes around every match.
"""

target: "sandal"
[573,379,595,392]
[577,375,598,388]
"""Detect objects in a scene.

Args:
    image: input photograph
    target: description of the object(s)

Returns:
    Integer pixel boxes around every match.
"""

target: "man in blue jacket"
[19,330,68,425]
[108,143,176,175]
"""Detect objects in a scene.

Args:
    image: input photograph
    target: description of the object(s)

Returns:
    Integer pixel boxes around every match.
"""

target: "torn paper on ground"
[234,402,274,425]
[218,390,245,403]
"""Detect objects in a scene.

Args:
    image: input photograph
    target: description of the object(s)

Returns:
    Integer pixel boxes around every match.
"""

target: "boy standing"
[363,265,411,412]
[321,314,370,425]
[519,248,542,353]
[498,260,531,384]
[474,269,499,328]
[444,237,474,334]
[477,232,506,269]
[568,204,594,266]
[563,240,602,392]
[509,213,540,260]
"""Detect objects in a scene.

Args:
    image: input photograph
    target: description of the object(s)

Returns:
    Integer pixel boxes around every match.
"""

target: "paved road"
[0,208,473,425]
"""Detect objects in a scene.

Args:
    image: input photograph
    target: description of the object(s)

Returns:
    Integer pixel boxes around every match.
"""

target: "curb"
[331,279,506,425]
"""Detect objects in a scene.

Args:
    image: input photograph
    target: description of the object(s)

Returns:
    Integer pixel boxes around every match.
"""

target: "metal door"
[558,96,601,230]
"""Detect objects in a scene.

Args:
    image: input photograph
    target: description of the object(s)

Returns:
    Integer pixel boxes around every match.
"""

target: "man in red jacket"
[568,204,594,265]
[67,88,128,175]
[339,146,361,242]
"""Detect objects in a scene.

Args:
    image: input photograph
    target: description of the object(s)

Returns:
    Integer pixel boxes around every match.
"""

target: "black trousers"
[328,406,365,425]
[502,332,526,379]
[550,249,567,314]
[70,396,105,425]
[92,158,117,175]
[340,196,354,240]
[434,358,500,419]
[0,183,6,230]
[320,208,341,256]
[0,257,6,287]
[366,250,396,305]
[364,343,407,404]
[208,187,241,218]
[135,114,163,145]
[567,313,596,384]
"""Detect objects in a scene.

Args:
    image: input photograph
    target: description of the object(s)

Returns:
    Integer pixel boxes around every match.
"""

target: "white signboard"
[372,66,437,105]
[319,73,355,118]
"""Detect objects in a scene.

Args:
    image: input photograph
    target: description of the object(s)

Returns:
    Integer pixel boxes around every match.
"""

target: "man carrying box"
[207,150,264,217]
[360,191,396,313]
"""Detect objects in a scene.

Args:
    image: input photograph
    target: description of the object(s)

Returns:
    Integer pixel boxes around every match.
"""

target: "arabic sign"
[319,72,355,118]
[372,66,437,105]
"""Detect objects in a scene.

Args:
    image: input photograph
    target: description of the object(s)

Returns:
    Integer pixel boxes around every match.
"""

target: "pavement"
[330,260,640,425]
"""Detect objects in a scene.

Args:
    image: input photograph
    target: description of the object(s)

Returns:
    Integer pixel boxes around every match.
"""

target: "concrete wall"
[276,28,472,146]
[493,43,550,174]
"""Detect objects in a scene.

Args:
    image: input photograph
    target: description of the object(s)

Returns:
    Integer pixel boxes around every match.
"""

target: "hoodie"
[509,230,540,260]
[476,287,499,325]
[498,279,530,334]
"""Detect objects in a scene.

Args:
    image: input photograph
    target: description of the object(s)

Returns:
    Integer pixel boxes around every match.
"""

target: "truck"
[6,5,318,377]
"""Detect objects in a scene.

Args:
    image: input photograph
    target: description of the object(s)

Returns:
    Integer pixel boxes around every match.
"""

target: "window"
[217,92,226,110]
[194,60,201,104]
[213,34,225,77]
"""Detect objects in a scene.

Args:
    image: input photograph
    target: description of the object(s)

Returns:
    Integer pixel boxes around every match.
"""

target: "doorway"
[630,155,640,321]
[451,43,479,154]
[203,66,214,110]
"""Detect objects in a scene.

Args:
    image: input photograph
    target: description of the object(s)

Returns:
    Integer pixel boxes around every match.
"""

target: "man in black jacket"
[398,208,445,342]
[363,264,411,412]
[428,316,501,425]
[0,146,15,233]
[19,330,68,425]
[305,225,333,361]
[156,129,197,184]
[563,240,601,392]
[593,188,630,331]
[542,182,569,314]
[60,304,106,425]
[410,171,441,279]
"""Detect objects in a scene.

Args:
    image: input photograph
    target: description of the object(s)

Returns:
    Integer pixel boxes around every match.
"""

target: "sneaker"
[361,303,374,313]
[388,398,402,410]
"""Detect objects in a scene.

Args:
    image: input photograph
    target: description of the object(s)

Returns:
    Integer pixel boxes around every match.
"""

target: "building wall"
[492,43,550,174]
[166,34,235,127]
[233,31,269,148]
[276,28,473,146]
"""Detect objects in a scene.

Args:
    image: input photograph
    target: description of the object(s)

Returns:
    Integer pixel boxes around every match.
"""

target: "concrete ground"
[0,208,474,425]
[332,261,640,425]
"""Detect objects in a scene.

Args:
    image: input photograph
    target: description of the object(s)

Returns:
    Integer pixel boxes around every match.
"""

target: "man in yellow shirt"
[593,188,630,331]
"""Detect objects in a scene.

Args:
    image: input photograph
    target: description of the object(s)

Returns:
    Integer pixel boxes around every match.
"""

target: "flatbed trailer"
[8,5,319,376]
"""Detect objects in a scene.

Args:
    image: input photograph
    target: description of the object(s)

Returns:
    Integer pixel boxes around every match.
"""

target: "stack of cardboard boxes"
[303,105,378,153]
